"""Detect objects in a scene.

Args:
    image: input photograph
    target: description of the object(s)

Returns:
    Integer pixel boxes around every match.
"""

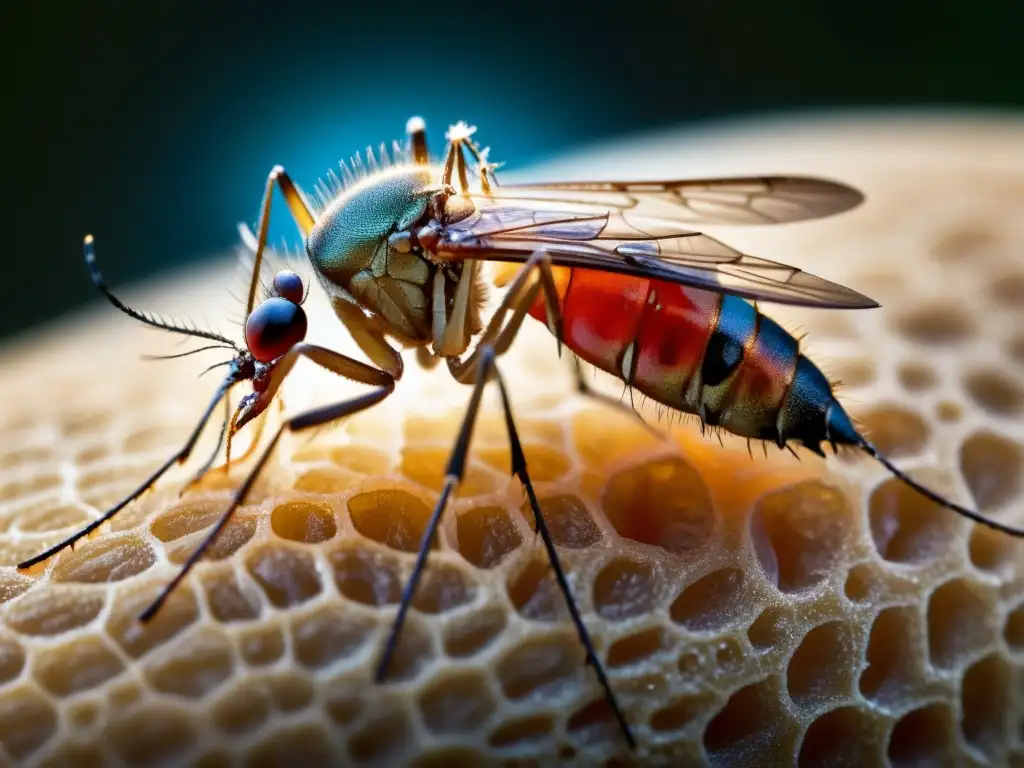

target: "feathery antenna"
[84,235,239,349]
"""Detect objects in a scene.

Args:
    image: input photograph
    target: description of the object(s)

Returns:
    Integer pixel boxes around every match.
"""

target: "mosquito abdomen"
[528,268,856,449]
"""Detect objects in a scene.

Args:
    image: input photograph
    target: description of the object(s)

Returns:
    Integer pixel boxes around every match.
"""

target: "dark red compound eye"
[272,270,304,304]
[245,297,307,363]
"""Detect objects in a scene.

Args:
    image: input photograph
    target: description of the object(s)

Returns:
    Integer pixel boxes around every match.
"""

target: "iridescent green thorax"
[306,166,437,288]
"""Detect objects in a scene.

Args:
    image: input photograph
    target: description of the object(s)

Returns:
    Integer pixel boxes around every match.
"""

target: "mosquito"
[23,117,1023,749]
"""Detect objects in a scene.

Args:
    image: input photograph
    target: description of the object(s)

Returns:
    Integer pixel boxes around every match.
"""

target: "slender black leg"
[373,351,490,679]
[375,346,636,749]
[180,393,233,493]
[18,373,236,570]
[444,246,658,445]
[138,385,394,622]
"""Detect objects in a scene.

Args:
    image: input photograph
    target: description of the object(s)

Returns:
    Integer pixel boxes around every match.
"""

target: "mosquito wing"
[485,176,864,226]
[437,203,878,309]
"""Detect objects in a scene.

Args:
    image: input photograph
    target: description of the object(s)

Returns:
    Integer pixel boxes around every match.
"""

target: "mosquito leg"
[444,251,660,438]
[571,357,664,439]
[493,251,660,436]
[377,345,636,749]
[416,345,441,370]
[454,143,470,194]
[246,343,393,410]
[223,403,243,476]
[329,297,406,379]
[437,254,640,743]
[179,389,234,493]
[432,259,479,357]
[453,250,658,439]
[438,139,459,191]
[244,166,316,319]
[211,330,399,479]
[373,351,487,683]
[18,371,238,570]
[139,384,394,623]
[462,136,497,194]
[491,352,635,749]
[199,396,270,485]
[446,250,562,385]
[406,116,429,165]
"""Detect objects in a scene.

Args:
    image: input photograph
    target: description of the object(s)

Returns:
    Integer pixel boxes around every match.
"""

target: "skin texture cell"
[2,113,1023,764]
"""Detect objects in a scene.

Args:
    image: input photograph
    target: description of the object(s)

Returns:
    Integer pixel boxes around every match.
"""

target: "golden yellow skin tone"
[2,113,1024,764]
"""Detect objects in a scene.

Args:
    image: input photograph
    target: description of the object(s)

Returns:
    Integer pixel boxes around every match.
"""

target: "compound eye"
[272,270,304,304]
[245,297,307,363]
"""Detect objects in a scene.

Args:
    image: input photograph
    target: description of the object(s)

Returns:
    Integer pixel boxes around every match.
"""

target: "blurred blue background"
[2,0,1023,340]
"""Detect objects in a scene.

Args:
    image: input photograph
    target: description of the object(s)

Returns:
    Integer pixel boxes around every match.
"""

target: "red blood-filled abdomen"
[530,268,650,373]
[632,282,721,410]
[528,269,720,412]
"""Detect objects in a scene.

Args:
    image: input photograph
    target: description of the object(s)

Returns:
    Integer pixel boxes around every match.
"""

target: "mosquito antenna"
[84,235,239,348]
[198,360,233,378]
[860,440,1024,538]
[142,344,237,361]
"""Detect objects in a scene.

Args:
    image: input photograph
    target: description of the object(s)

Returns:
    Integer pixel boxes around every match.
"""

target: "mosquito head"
[232,271,309,432]
[244,271,309,364]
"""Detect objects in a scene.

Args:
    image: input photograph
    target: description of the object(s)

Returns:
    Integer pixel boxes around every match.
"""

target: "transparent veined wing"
[437,203,878,310]
[484,176,864,226]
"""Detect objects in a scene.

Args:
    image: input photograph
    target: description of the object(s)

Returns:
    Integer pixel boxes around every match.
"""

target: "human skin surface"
[1,112,1023,766]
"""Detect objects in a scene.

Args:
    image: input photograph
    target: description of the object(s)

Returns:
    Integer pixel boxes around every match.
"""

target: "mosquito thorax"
[305,167,437,287]
[304,166,483,344]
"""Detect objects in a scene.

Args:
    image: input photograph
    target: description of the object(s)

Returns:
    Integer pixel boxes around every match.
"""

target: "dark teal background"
[2,0,1022,340]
